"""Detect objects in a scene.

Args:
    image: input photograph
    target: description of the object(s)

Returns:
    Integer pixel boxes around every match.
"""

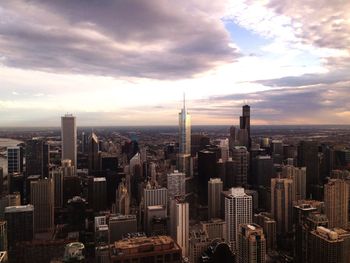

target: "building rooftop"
[5,205,34,213]
[112,235,180,256]
[93,177,106,182]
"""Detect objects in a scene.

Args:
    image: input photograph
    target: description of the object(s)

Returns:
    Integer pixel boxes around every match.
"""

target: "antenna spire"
[183,92,186,110]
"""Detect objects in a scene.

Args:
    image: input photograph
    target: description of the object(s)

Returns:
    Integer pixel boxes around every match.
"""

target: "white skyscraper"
[178,94,191,155]
[167,170,186,199]
[224,187,252,251]
[208,178,223,219]
[61,114,77,168]
[170,199,189,258]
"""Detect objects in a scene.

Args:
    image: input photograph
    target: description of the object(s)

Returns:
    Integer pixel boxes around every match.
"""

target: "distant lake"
[0,138,23,175]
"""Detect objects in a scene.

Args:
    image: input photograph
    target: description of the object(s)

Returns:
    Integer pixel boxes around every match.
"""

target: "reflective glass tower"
[178,94,191,155]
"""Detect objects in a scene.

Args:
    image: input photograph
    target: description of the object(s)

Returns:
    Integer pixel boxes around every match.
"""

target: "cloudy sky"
[0,0,349,126]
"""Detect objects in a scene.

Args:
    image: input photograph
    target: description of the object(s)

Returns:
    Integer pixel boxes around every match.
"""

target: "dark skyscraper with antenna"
[240,105,251,149]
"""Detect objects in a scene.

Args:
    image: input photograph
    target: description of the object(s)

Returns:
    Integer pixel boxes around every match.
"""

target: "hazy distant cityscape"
[0,103,349,263]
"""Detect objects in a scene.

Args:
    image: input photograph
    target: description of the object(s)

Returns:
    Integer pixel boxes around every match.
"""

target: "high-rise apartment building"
[271,177,295,234]
[30,178,54,233]
[324,179,349,229]
[208,178,223,219]
[61,114,77,169]
[238,224,266,263]
[224,187,252,251]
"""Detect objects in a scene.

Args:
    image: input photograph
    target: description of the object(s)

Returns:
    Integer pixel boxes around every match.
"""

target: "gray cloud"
[255,70,350,87]
[200,84,350,124]
[0,0,239,79]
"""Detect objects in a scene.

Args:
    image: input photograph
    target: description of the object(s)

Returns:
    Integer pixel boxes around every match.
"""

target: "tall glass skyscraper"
[178,95,191,155]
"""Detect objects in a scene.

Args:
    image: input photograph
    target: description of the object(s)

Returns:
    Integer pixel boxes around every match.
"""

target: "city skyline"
[0,0,349,126]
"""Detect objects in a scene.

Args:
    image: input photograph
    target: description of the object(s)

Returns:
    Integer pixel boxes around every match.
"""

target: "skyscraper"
[208,178,223,219]
[7,146,23,174]
[178,94,191,155]
[88,177,107,212]
[25,138,49,177]
[239,105,251,148]
[88,132,100,173]
[271,177,295,234]
[253,212,276,252]
[198,150,217,205]
[5,205,34,248]
[50,169,64,208]
[224,187,252,251]
[30,178,54,233]
[232,146,249,187]
[171,200,189,257]
[297,141,320,198]
[308,227,350,263]
[61,114,77,169]
[324,179,349,228]
[282,165,306,201]
[238,224,266,263]
[115,179,130,215]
